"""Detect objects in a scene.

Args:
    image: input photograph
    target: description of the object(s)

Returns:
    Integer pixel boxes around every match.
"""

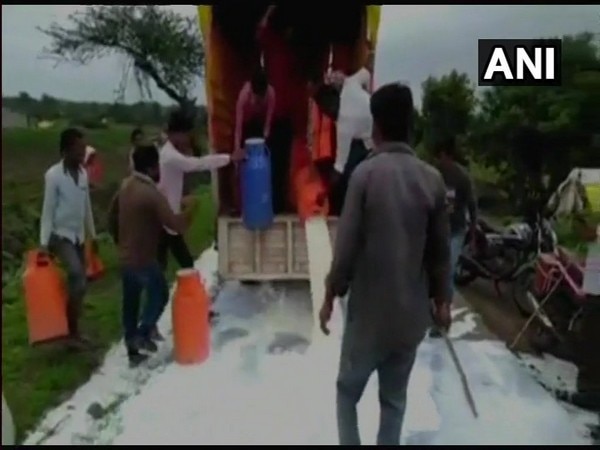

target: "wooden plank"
[305,216,334,334]
[217,216,336,281]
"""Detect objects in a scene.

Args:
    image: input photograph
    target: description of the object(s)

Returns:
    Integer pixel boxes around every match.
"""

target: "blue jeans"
[449,231,466,302]
[337,342,418,445]
[121,263,169,347]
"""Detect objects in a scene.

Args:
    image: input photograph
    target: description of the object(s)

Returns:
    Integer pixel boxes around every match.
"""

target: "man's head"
[131,128,144,147]
[432,137,458,165]
[370,83,414,146]
[132,144,160,183]
[250,69,269,98]
[167,109,195,153]
[60,128,86,166]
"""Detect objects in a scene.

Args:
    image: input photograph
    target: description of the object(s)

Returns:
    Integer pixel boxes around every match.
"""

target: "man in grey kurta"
[319,83,452,446]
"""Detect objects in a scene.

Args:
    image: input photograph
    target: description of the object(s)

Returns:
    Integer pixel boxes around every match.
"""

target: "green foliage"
[469,33,600,199]
[38,6,204,107]
[2,94,196,127]
[420,70,476,150]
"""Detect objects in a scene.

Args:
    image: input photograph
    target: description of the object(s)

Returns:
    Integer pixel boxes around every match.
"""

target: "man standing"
[156,110,231,331]
[314,67,373,214]
[108,145,186,366]
[40,128,97,349]
[128,128,145,171]
[319,83,452,446]
[430,138,477,337]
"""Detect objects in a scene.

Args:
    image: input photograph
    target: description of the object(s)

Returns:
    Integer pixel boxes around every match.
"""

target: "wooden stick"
[441,330,479,418]
[509,274,563,350]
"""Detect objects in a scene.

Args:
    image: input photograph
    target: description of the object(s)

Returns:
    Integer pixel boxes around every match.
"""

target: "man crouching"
[108,145,186,367]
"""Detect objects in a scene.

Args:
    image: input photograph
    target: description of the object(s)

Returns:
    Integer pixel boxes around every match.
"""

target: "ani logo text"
[478,39,562,87]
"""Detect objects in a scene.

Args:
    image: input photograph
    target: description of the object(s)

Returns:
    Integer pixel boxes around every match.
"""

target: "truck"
[197,4,381,318]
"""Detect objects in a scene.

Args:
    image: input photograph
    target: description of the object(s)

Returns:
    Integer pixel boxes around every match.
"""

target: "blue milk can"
[241,138,274,230]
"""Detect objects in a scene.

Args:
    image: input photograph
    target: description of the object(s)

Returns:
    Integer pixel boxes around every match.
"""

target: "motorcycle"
[454,215,557,296]
[511,237,598,360]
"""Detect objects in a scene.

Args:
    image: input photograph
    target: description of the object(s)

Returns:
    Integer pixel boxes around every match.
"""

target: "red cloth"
[257,25,305,122]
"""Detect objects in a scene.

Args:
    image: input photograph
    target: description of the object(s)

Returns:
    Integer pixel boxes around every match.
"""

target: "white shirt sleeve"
[39,170,58,247]
[85,179,96,239]
[167,151,231,174]
[348,67,371,90]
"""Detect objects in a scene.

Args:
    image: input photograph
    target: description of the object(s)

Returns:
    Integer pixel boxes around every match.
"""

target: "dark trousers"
[330,139,371,215]
[49,234,86,337]
[121,263,169,353]
[266,118,293,214]
[336,338,417,445]
[157,229,195,272]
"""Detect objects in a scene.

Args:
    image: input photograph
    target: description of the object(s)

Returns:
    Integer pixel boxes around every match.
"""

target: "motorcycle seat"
[478,218,503,234]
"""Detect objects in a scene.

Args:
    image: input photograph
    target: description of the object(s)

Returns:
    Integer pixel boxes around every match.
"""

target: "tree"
[39,6,204,111]
[420,70,476,151]
[471,32,600,204]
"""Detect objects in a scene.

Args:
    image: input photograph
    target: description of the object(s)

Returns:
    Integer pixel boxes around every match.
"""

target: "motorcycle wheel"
[454,257,477,286]
[512,268,538,317]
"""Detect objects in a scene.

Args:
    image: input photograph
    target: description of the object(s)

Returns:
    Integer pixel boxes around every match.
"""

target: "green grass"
[1,124,215,442]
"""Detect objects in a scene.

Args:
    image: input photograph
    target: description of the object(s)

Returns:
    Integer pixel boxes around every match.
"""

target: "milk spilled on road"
[25,247,595,445]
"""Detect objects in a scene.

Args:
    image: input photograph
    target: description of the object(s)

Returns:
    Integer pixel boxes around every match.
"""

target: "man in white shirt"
[315,68,373,214]
[155,110,231,333]
[39,128,97,349]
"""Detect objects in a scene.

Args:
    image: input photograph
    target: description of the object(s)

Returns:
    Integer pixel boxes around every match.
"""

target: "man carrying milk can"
[39,128,97,350]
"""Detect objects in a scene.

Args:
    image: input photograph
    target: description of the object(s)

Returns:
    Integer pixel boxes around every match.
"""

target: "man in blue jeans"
[430,137,478,338]
[108,145,186,366]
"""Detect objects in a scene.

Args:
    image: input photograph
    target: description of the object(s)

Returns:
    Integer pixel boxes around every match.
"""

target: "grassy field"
[1,124,215,442]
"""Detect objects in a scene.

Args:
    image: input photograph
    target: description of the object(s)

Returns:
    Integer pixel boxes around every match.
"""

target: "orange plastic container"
[85,240,105,281]
[172,269,211,365]
[22,251,69,345]
[294,165,330,221]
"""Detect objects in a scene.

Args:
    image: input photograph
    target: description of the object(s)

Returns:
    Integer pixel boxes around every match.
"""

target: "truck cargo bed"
[217,215,337,280]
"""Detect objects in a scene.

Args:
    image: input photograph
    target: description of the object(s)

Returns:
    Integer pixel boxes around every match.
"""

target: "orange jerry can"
[22,251,69,345]
[85,240,105,281]
[172,269,211,365]
[294,165,330,221]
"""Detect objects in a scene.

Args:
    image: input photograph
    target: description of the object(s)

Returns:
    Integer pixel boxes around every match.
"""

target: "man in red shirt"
[254,6,305,213]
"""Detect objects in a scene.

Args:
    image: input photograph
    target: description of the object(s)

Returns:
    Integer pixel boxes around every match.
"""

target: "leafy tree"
[38,6,204,111]
[420,70,476,151]
[471,32,600,205]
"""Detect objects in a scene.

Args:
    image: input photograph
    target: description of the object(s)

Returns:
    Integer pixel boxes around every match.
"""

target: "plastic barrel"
[241,138,274,230]
[172,269,210,365]
[22,251,69,345]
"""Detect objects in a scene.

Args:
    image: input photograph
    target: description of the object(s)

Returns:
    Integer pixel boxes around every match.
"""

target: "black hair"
[250,69,269,97]
[130,128,144,144]
[59,128,83,154]
[167,109,195,134]
[370,83,414,143]
[132,145,160,174]
[432,136,458,158]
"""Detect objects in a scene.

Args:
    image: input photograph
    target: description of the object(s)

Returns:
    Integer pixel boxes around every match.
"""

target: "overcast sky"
[2,5,598,106]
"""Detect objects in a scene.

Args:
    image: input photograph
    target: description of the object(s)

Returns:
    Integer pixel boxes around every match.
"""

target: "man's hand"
[232,147,246,165]
[469,224,478,254]
[432,300,452,332]
[319,299,333,336]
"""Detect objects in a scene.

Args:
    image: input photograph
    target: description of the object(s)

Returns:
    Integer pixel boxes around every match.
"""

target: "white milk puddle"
[24,246,596,445]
